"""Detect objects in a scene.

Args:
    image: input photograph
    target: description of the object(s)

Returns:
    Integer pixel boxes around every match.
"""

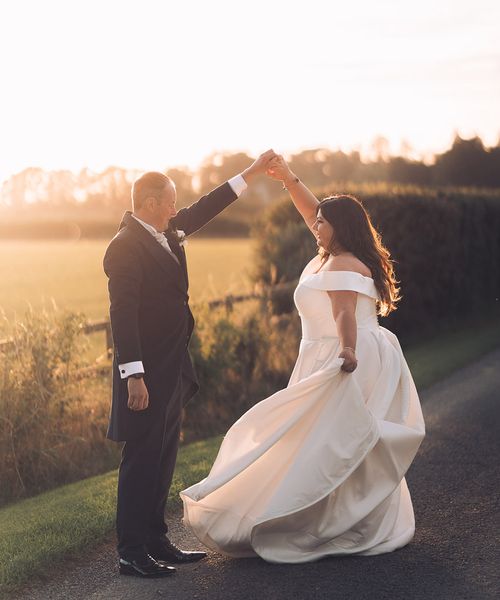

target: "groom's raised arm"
[171,149,276,236]
[170,178,243,236]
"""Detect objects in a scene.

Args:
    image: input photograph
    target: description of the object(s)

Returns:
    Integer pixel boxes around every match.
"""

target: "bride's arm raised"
[266,156,319,232]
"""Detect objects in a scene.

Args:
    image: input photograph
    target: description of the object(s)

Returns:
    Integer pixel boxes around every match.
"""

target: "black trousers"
[116,383,183,560]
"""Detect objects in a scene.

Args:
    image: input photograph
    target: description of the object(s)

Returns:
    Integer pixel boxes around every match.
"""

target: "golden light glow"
[0,0,499,184]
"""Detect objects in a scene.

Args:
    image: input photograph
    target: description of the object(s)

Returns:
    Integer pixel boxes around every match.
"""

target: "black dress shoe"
[147,538,207,564]
[119,553,176,578]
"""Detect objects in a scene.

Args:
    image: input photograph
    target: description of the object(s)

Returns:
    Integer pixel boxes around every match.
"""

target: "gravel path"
[11,349,500,600]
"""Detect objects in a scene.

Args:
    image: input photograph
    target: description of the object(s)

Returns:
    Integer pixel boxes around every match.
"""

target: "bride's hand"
[266,155,295,184]
[339,348,358,373]
[241,149,278,183]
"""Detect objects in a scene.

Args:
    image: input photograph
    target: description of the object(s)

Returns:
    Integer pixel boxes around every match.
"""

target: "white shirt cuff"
[228,174,247,197]
[118,361,145,379]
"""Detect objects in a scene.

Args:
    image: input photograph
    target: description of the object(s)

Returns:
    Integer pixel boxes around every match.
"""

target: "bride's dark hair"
[318,195,400,316]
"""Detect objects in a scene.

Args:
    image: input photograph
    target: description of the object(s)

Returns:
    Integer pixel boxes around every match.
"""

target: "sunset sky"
[1,0,499,184]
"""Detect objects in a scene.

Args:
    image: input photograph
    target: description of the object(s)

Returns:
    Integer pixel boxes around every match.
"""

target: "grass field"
[0,238,254,334]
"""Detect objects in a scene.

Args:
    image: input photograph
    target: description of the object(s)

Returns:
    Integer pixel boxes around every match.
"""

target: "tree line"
[2,135,500,218]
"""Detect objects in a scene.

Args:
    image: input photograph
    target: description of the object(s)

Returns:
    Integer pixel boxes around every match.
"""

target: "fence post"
[224,295,234,315]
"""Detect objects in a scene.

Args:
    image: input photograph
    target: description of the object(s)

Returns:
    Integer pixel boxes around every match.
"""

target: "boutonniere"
[175,229,187,247]
[166,227,187,247]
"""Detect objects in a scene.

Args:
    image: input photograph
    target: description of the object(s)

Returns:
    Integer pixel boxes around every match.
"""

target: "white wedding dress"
[180,258,426,563]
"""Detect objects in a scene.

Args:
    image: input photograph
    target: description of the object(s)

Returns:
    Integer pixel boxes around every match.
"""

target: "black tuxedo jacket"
[103,182,238,441]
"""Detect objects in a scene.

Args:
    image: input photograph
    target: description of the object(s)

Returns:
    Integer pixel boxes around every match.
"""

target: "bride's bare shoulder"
[323,255,372,278]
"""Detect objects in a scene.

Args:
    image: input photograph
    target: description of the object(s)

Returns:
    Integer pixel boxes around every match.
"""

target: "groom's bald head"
[132,172,174,211]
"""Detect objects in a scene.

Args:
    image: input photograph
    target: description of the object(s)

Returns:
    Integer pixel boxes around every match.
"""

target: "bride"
[180,155,426,563]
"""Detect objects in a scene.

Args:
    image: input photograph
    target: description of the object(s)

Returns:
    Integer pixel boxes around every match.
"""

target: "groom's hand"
[127,377,149,411]
[242,149,277,184]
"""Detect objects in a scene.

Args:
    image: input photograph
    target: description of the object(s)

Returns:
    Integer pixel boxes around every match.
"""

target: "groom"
[103,150,276,578]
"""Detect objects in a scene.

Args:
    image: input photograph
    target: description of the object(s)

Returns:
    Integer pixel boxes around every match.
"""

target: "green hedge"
[252,184,500,342]
[184,304,301,442]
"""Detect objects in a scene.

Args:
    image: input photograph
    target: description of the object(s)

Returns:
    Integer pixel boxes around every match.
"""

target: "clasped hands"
[242,150,296,186]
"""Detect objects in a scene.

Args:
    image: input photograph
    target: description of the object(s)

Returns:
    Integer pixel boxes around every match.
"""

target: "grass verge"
[403,312,500,390]
[0,436,223,595]
[1,316,499,595]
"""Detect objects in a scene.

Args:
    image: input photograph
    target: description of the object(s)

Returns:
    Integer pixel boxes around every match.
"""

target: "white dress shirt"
[118,174,248,379]
[131,214,180,264]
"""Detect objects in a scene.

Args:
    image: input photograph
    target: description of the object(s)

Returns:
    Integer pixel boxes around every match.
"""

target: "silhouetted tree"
[166,167,194,208]
[197,152,253,193]
[2,135,500,218]
[388,157,432,185]
[433,135,497,187]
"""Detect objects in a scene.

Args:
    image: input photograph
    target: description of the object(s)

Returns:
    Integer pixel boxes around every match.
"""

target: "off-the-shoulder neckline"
[308,270,374,281]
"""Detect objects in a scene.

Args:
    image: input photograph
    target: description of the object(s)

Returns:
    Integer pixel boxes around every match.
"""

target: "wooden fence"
[0,281,297,357]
